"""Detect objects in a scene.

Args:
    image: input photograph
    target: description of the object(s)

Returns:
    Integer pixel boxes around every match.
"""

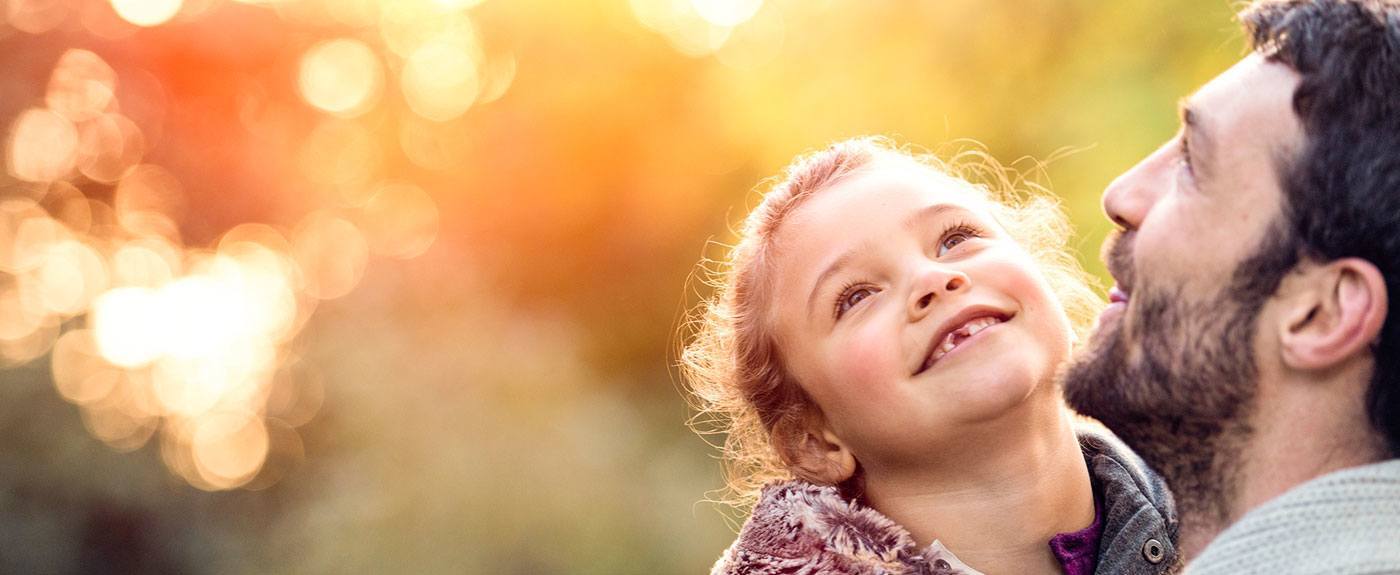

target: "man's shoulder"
[1189,459,1400,575]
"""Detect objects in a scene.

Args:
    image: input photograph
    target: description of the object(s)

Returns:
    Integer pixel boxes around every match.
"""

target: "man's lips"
[1099,285,1131,326]
[913,306,1014,375]
[1109,286,1130,304]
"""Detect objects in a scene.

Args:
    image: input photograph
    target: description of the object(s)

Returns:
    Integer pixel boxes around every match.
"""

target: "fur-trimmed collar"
[712,426,1178,575]
[710,481,980,575]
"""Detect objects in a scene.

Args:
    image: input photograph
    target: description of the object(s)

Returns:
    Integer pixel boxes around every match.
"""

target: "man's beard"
[1063,226,1298,526]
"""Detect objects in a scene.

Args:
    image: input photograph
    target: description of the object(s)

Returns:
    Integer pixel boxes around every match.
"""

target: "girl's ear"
[783,416,857,485]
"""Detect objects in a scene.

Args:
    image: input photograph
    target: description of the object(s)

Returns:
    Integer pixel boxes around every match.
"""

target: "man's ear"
[1279,258,1387,371]
[780,414,857,485]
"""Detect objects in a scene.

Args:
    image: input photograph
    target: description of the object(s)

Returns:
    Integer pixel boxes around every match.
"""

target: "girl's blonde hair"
[679,136,1101,517]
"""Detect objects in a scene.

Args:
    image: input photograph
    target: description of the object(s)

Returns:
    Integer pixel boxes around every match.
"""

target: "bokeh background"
[0,0,1245,572]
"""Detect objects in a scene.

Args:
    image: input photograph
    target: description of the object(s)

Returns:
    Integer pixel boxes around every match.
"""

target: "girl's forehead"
[768,162,1003,290]
[789,161,995,229]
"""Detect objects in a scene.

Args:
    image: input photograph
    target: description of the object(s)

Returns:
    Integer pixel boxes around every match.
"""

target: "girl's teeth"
[929,317,1002,364]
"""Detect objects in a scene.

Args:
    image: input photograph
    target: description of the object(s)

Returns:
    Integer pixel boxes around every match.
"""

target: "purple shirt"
[1048,490,1104,575]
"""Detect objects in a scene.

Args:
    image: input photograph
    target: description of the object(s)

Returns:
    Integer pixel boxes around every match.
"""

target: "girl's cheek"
[991,250,1053,308]
[833,323,896,392]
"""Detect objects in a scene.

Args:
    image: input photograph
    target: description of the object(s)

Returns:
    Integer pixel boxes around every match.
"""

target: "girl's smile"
[915,309,1013,375]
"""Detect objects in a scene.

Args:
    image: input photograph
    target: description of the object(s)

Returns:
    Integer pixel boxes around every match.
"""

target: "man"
[1063,0,1400,572]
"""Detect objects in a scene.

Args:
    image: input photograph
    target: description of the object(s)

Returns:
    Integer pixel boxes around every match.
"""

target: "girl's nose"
[909,265,969,319]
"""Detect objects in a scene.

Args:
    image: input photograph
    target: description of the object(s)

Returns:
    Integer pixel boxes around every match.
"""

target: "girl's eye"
[936,224,983,257]
[938,232,971,256]
[835,285,876,319]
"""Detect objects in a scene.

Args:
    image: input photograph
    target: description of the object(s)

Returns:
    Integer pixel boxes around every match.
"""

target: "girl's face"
[769,159,1074,475]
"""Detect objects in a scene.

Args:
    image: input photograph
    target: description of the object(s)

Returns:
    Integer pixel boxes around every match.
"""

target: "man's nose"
[1103,142,1174,231]
[909,264,969,319]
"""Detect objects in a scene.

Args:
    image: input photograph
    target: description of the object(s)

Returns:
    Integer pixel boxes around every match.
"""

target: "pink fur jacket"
[710,481,980,575]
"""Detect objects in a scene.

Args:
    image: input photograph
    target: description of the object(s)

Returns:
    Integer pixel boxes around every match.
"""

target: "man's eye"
[836,286,876,319]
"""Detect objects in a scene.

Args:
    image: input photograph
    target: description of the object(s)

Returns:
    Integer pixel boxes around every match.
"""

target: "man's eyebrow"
[805,203,962,319]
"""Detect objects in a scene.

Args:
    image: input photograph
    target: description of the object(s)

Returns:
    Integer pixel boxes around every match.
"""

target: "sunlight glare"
[110,0,183,27]
[298,38,384,118]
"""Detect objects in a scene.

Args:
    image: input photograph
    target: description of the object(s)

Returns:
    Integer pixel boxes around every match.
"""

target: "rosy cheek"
[984,255,1045,305]
[830,323,897,394]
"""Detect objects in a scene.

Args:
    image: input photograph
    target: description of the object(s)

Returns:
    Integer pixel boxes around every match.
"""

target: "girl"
[682,138,1178,574]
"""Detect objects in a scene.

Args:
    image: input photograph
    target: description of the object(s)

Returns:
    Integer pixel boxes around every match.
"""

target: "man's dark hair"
[1241,0,1400,454]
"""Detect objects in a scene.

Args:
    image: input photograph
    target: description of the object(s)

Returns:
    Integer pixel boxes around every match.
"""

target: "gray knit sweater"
[1188,459,1400,574]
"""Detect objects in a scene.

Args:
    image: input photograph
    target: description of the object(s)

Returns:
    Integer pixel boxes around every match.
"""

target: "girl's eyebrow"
[900,203,962,231]
[804,203,964,319]
[807,248,858,318]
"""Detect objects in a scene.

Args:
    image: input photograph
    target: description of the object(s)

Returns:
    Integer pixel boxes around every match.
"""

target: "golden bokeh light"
[265,356,323,428]
[714,1,784,70]
[216,244,300,342]
[76,112,145,183]
[51,329,123,405]
[7,108,79,182]
[79,0,140,40]
[152,273,237,361]
[26,238,108,317]
[318,0,378,28]
[44,181,93,233]
[11,212,69,273]
[360,181,439,259]
[110,0,183,27]
[241,417,305,491]
[45,49,118,122]
[6,0,71,35]
[218,222,293,258]
[151,355,242,418]
[432,0,485,10]
[397,115,459,171]
[291,211,369,300]
[298,38,384,118]
[476,53,516,106]
[0,312,59,366]
[91,286,164,368]
[0,197,48,273]
[378,0,476,57]
[631,0,732,57]
[191,411,270,489]
[0,284,49,342]
[690,0,762,27]
[113,164,185,239]
[401,30,482,121]
[80,397,157,452]
[0,16,458,492]
[111,238,179,288]
[299,119,382,194]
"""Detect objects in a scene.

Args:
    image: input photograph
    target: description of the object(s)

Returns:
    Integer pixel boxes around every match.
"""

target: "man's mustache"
[1102,230,1136,294]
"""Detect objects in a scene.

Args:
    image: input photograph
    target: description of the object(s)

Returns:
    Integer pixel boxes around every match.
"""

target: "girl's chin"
[947,371,1047,420]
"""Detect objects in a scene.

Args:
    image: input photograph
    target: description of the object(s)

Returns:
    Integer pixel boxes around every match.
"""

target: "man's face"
[1063,55,1303,519]
[1094,54,1302,342]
